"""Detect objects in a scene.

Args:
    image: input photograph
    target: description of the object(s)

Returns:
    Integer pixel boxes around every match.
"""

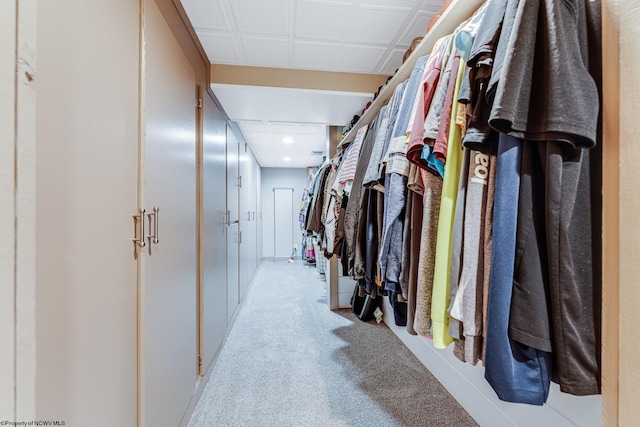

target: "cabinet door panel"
[201,94,228,371]
[143,2,196,426]
[227,128,240,321]
[35,0,138,424]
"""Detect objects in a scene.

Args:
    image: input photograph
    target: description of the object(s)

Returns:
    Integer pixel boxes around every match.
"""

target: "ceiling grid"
[180,0,445,167]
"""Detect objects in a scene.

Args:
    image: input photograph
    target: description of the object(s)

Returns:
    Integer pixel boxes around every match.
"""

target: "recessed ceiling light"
[282,137,294,144]
[283,157,291,162]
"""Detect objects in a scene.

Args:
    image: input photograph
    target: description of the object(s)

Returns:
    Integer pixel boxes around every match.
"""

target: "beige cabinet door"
[35,0,139,424]
[141,2,197,426]
[200,94,228,372]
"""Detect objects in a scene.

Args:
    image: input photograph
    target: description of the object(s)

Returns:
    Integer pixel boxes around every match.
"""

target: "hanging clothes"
[336,0,602,406]
[430,56,466,349]
[485,0,600,399]
[379,56,430,301]
[344,120,379,278]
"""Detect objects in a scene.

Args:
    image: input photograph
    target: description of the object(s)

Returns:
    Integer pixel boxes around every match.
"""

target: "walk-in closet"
[1,0,638,426]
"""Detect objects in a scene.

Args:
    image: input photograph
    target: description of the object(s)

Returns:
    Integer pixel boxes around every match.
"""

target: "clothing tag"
[374,307,383,324]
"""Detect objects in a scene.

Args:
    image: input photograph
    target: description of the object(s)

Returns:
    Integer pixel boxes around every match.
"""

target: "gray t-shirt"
[489,0,598,148]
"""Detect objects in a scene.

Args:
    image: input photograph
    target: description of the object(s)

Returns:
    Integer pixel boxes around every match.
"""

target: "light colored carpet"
[188,260,478,427]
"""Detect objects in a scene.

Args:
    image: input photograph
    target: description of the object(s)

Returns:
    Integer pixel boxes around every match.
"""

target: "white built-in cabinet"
[33,0,261,426]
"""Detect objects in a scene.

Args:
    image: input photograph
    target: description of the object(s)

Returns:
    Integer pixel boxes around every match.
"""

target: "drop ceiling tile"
[296,124,325,135]
[346,4,412,45]
[363,0,418,3]
[423,0,445,11]
[289,135,319,145]
[397,10,433,46]
[293,40,339,71]
[239,121,271,134]
[197,31,243,64]
[305,154,324,167]
[229,0,289,35]
[377,47,406,75]
[244,134,272,144]
[241,35,289,68]
[180,0,232,30]
[312,138,327,151]
[336,44,388,74]
[270,123,298,135]
[212,84,373,125]
[295,1,353,41]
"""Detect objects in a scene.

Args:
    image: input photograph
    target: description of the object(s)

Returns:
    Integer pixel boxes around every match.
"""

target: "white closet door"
[239,144,250,301]
[251,155,260,270]
[35,0,138,424]
[227,127,240,321]
[239,145,258,300]
[200,93,228,372]
[142,1,197,426]
[273,188,294,258]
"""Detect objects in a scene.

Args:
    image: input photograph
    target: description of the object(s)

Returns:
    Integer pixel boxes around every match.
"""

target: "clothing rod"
[339,0,485,146]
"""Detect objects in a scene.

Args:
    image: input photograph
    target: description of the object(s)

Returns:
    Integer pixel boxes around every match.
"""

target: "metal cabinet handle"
[132,208,146,248]
[146,206,159,244]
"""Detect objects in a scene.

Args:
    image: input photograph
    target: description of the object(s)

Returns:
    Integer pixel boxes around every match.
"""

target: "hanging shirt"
[382,55,431,178]
[345,120,378,277]
[362,105,391,191]
[488,0,598,149]
[338,124,368,187]
[430,56,466,349]
[406,36,451,170]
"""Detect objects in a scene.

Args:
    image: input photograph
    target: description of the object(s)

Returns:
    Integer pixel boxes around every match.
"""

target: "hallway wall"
[1,0,37,419]
[260,168,310,259]
[0,2,16,414]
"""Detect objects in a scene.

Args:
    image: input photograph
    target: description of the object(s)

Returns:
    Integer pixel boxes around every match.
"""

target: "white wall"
[0,1,18,417]
[1,0,37,419]
[260,168,310,259]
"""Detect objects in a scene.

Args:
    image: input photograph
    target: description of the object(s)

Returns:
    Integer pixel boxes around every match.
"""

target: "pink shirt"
[406,36,450,169]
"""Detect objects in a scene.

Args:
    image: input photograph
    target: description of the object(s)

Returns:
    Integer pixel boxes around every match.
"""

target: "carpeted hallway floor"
[188,260,478,427]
